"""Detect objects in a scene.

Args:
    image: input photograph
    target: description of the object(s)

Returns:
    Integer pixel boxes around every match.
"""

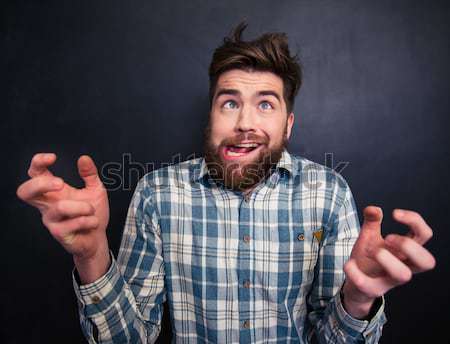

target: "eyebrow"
[214,88,241,99]
[214,88,282,103]
[257,90,281,103]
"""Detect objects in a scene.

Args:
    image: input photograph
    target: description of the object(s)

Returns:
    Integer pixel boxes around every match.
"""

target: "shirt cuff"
[72,251,125,318]
[333,287,387,340]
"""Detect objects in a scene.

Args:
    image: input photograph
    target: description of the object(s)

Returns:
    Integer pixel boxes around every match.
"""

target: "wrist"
[74,243,110,285]
[341,280,377,319]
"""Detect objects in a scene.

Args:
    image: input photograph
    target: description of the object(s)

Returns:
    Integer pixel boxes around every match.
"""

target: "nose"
[235,104,256,133]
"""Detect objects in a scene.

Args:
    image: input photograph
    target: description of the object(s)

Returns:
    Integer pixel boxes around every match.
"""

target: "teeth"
[225,142,261,157]
[234,143,259,148]
[227,151,245,157]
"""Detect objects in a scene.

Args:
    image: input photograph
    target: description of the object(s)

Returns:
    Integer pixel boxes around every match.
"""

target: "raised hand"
[17,153,110,283]
[342,206,436,318]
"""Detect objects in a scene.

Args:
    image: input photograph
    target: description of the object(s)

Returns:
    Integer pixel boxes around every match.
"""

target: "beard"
[203,123,288,192]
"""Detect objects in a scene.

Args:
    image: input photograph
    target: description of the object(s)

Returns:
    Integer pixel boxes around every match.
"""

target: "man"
[17,23,435,343]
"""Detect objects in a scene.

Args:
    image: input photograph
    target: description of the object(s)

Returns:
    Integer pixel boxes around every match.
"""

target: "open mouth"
[222,142,263,160]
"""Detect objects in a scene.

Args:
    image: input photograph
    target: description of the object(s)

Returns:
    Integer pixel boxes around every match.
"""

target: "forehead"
[215,69,284,95]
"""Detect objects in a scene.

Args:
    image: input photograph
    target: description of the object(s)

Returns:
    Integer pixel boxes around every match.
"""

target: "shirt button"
[243,320,250,329]
[243,280,251,288]
[91,295,101,304]
[243,235,251,243]
[297,233,305,241]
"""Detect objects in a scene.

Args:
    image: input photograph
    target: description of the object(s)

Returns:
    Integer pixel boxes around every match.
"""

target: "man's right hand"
[17,153,111,283]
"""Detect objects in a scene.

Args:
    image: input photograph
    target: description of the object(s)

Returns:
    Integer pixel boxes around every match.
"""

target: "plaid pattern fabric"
[73,149,387,343]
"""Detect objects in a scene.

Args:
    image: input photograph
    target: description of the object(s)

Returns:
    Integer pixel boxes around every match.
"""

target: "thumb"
[362,206,383,234]
[77,155,102,188]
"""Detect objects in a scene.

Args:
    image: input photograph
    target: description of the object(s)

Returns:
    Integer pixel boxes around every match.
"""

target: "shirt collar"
[191,148,295,182]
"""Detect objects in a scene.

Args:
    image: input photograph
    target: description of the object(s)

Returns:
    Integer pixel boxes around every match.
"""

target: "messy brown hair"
[208,22,302,114]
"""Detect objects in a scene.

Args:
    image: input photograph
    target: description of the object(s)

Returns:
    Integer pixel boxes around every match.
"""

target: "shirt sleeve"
[306,174,387,343]
[72,176,166,343]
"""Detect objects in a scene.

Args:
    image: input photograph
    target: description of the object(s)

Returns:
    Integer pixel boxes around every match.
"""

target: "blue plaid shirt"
[73,149,387,343]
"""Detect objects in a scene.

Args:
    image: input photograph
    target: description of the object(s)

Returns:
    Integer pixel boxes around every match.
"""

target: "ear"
[286,112,295,139]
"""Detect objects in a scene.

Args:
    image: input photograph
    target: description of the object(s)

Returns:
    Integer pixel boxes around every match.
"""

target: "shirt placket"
[238,191,252,343]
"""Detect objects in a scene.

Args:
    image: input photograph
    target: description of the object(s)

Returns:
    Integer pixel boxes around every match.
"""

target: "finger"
[45,200,96,222]
[374,248,412,285]
[383,238,408,261]
[385,234,436,272]
[392,209,433,245]
[17,176,64,203]
[45,215,99,245]
[362,206,383,234]
[344,259,389,298]
[28,153,57,178]
[77,155,101,189]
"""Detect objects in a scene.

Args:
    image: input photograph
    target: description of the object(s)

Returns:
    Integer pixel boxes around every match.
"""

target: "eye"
[222,100,238,109]
[259,101,273,111]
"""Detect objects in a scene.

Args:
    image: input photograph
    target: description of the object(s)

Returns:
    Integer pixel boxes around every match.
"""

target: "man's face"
[204,69,295,191]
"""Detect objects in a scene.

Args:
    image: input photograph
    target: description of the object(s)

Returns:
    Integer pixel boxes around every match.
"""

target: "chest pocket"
[266,220,322,304]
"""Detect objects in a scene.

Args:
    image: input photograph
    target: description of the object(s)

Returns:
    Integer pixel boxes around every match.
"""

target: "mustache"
[221,133,268,147]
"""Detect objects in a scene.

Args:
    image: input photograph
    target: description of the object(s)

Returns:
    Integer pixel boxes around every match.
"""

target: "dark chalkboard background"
[2,1,449,343]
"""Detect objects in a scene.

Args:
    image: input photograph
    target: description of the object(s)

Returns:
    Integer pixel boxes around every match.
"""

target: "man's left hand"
[341,206,436,319]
